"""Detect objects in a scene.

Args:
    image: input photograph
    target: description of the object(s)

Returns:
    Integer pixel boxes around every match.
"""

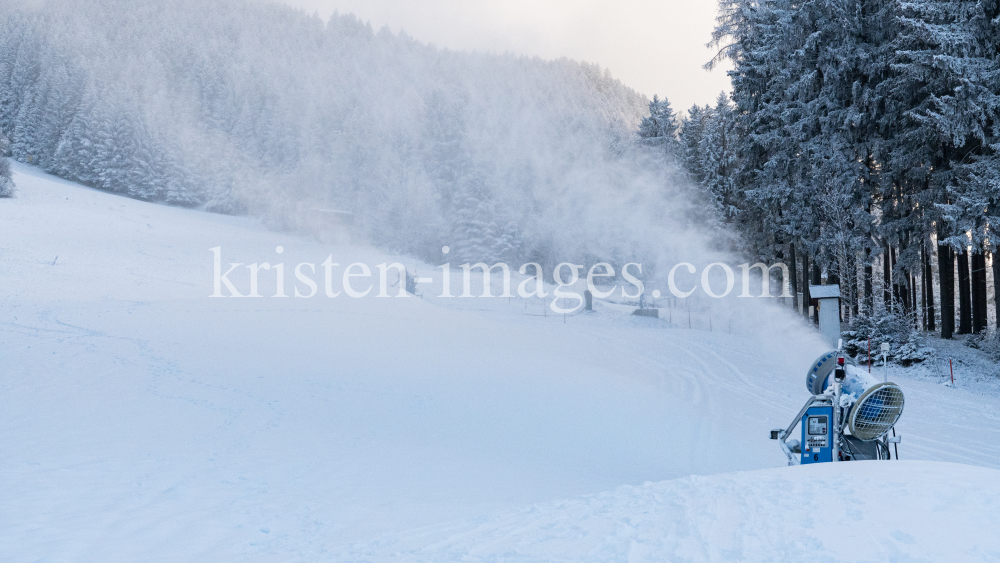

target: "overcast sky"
[277,0,732,113]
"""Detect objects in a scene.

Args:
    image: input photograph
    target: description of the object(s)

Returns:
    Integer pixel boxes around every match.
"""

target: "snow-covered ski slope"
[2,162,999,562]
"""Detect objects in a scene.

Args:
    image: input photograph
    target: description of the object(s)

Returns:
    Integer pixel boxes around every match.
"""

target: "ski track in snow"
[2,162,1000,562]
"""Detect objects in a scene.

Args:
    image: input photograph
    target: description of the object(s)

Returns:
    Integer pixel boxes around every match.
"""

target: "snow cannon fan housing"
[846,378,905,440]
[836,366,905,441]
[806,352,857,395]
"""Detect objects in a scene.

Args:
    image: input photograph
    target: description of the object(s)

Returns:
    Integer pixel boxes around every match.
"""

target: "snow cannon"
[771,350,904,465]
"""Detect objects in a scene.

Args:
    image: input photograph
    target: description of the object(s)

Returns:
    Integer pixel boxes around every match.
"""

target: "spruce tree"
[637,94,680,160]
[679,104,709,186]
[0,135,13,197]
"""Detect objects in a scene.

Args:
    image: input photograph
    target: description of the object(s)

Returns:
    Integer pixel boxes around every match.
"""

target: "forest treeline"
[642,0,1000,339]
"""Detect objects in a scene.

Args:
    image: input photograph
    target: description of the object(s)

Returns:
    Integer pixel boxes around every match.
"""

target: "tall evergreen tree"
[679,104,709,186]
[701,93,740,220]
[0,135,13,197]
[638,94,681,160]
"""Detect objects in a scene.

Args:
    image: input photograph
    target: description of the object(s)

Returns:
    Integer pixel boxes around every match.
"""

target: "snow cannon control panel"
[800,355,845,464]
[801,404,833,464]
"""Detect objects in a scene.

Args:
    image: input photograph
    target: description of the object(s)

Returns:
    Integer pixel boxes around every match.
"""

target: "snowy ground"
[2,161,1000,562]
[335,461,1000,562]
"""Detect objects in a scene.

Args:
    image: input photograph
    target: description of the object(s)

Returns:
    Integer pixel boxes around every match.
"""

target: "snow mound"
[340,461,1000,562]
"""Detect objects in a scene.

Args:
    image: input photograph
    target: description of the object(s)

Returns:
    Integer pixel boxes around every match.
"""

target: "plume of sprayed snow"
[0,0,800,333]
[0,1,725,262]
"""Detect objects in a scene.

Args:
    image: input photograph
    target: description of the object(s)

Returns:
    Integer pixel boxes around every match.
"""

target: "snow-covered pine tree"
[709,0,802,260]
[490,220,522,264]
[700,93,739,221]
[637,94,680,161]
[679,104,709,187]
[450,186,496,265]
[52,91,99,186]
[0,134,13,197]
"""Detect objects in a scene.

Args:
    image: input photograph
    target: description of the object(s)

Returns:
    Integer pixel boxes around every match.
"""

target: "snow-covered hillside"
[0,0,673,267]
[2,163,1000,562]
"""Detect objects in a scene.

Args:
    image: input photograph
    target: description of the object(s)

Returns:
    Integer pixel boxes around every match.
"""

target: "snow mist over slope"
[4,164,1000,563]
[0,0,703,267]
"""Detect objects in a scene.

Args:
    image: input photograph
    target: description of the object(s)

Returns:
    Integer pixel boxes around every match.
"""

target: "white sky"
[277,0,732,113]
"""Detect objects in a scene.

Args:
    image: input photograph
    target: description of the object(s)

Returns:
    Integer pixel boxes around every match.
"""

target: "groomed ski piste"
[2,162,1000,562]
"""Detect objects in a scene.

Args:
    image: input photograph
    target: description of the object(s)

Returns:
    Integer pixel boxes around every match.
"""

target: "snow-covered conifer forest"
[0,0,700,269]
[679,0,1000,339]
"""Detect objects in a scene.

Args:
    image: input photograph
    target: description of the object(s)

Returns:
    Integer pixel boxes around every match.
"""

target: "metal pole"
[833,379,841,463]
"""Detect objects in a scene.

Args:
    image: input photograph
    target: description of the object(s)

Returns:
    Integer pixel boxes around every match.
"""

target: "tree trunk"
[849,252,859,319]
[864,248,873,315]
[883,248,891,312]
[971,252,982,333]
[803,250,811,321]
[972,252,987,334]
[828,257,841,322]
[980,254,989,331]
[891,246,907,313]
[993,250,1000,330]
[925,243,935,331]
[958,249,972,334]
[812,261,821,325]
[921,246,928,330]
[940,240,955,339]
[902,239,913,314]
[790,243,798,313]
